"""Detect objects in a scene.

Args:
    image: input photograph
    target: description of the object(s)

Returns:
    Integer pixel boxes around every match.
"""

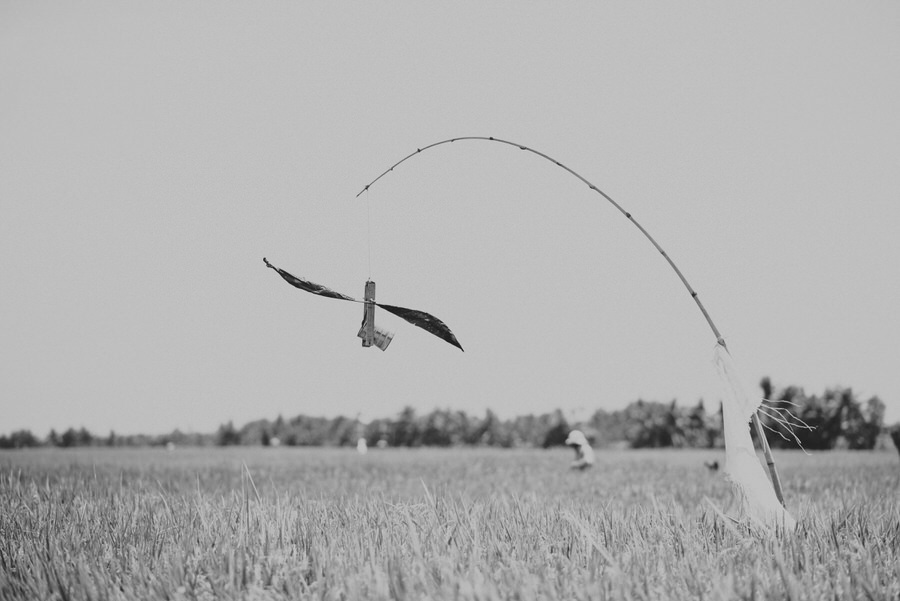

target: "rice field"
[1,447,898,600]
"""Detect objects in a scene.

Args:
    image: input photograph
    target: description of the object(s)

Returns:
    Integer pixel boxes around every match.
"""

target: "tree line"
[2,380,895,451]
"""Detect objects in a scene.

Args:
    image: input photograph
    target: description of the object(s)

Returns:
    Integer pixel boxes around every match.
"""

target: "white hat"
[565,430,588,446]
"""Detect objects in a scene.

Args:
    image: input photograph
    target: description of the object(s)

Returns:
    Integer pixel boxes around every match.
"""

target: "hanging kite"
[263,258,463,352]
[355,135,798,529]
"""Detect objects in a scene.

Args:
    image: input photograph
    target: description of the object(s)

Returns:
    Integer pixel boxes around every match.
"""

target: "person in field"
[565,430,594,470]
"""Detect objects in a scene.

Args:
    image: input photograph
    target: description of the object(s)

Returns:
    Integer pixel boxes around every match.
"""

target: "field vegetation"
[2,447,899,600]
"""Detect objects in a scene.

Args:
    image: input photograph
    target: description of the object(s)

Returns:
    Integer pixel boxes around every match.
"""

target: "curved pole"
[358,135,785,506]
[359,136,726,344]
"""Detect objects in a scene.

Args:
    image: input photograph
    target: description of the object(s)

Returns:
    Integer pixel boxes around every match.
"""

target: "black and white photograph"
[2,2,899,599]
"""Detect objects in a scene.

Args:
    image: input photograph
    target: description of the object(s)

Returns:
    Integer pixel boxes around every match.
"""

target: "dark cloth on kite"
[263,258,463,351]
[263,257,356,302]
[376,303,463,351]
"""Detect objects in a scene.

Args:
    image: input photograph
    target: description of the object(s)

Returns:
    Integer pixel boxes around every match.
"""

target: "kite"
[356,135,796,529]
[263,258,463,352]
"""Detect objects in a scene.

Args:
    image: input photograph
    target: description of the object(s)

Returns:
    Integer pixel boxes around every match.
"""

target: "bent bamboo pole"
[357,135,785,506]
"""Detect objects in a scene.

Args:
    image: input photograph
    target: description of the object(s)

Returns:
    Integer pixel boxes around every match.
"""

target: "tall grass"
[1,448,898,600]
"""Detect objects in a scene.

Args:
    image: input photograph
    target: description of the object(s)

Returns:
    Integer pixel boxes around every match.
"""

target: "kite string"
[366,190,372,278]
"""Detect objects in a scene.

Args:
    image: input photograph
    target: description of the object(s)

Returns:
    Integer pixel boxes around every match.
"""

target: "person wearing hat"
[565,429,594,470]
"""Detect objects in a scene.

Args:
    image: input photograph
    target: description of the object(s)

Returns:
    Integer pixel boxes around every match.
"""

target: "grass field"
[1,447,898,600]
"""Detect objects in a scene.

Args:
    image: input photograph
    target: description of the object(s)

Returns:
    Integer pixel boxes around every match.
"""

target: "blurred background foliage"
[2,379,895,452]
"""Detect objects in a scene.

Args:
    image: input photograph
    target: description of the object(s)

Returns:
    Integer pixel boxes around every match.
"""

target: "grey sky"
[2,2,898,436]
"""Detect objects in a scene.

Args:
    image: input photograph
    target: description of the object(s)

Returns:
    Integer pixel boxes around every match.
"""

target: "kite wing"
[377,303,464,351]
[263,258,463,351]
[263,258,357,302]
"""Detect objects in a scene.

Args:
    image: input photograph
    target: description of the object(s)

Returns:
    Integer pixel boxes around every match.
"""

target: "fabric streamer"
[714,344,796,530]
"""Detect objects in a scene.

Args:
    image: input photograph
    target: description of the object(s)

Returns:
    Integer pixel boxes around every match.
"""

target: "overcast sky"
[2,2,899,437]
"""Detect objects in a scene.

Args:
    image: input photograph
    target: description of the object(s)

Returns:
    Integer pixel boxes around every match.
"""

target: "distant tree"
[216,421,241,446]
[421,409,453,447]
[890,426,900,457]
[472,409,512,447]
[54,426,94,447]
[541,409,570,448]
[390,406,420,447]
[364,418,392,446]
[507,413,545,447]
[240,419,274,446]
[450,410,474,445]
[759,381,885,450]
[0,430,40,449]
[60,428,78,448]
[622,400,677,448]
[839,393,884,449]
[588,408,630,448]
[284,415,329,446]
[329,415,357,446]
[761,385,835,449]
[17,430,40,448]
[673,399,719,448]
[76,427,93,446]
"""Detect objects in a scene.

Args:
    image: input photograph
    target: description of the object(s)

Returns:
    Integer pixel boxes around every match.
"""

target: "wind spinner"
[263,258,463,352]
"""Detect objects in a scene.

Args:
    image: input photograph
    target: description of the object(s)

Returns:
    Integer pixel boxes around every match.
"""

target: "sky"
[2,2,899,437]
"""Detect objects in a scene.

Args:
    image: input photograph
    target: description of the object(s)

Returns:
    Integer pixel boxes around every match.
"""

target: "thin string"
[366,193,370,277]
